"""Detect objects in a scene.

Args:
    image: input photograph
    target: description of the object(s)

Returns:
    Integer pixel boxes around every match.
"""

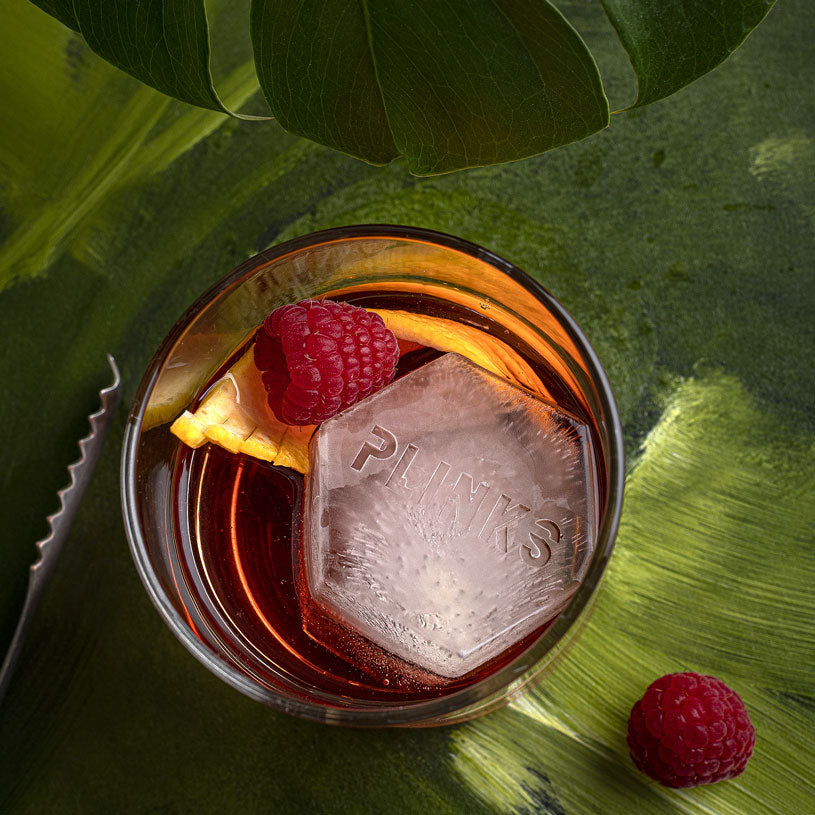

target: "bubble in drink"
[301,353,598,679]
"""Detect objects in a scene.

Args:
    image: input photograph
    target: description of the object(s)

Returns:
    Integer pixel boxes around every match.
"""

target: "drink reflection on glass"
[121,226,624,726]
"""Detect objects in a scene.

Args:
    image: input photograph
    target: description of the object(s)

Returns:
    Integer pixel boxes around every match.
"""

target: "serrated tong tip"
[0,355,122,703]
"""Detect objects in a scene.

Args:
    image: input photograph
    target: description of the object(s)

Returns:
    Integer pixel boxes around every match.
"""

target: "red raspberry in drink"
[254,298,400,425]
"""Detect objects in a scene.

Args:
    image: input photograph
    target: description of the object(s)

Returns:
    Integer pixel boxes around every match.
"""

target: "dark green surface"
[1,0,813,812]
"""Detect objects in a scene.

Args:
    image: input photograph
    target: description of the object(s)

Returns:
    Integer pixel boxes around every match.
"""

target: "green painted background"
[1,1,812,812]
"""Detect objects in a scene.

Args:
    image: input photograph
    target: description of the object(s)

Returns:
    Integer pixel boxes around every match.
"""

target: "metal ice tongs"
[0,355,122,704]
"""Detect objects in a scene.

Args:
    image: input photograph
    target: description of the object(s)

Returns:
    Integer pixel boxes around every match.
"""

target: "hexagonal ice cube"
[301,353,598,679]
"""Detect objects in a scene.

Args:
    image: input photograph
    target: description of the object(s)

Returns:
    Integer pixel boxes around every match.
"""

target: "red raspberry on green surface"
[627,672,755,788]
[254,298,400,426]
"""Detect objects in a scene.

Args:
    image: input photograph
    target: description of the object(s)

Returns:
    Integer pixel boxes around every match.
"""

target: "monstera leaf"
[28,0,775,173]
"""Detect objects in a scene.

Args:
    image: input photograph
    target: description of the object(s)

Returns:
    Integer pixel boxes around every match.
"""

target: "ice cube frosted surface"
[302,353,597,678]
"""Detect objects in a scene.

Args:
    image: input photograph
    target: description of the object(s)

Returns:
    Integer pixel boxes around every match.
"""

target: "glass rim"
[121,224,625,726]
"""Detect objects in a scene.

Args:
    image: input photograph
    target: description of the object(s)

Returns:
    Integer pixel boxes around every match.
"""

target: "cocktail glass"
[121,225,624,726]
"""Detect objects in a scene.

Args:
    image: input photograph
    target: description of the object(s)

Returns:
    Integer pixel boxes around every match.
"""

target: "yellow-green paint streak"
[0,87,167,287]
[749,132,813,181]
[117,61,263,186]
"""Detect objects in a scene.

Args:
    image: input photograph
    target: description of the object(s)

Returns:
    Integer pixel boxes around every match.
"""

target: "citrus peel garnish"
[170,352,315,473]
[369,309,549,400]
[169,307,549,474]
